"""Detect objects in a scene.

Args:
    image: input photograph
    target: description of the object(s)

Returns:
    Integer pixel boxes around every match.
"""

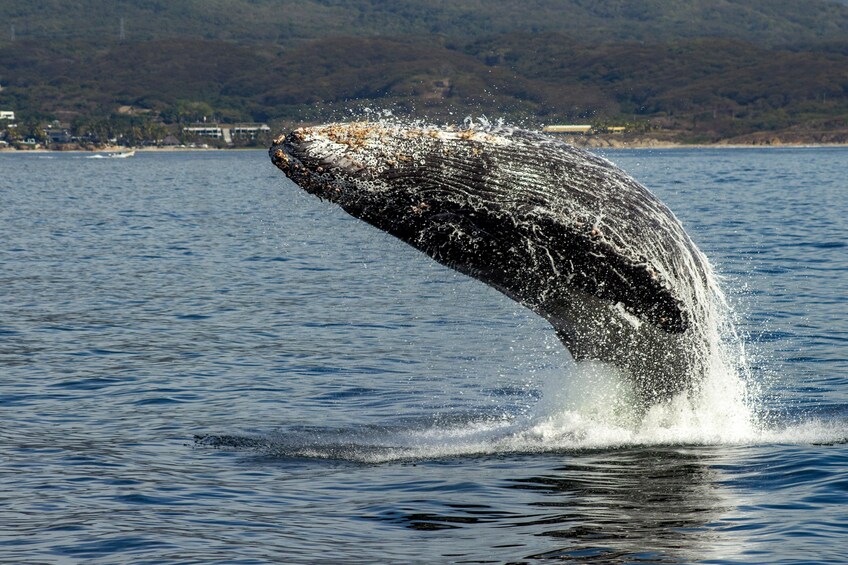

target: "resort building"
[229,123,271,138]
[184,122,271,144]
[184,124,225,139]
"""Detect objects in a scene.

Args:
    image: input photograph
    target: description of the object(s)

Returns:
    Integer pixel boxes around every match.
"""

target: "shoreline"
[0,145,264,154]
[3,138,848,154]
[567,135,848,150]
[579,141,848,150]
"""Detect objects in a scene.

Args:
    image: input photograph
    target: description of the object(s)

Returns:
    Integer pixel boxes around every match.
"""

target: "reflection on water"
[510,449,725,562]
[365,447,733,563]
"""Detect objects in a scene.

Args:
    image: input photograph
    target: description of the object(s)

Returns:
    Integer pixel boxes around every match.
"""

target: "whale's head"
[270,121,511,222]
[270,122,388,206]
[270,121,544,283]
[271,121,572,293]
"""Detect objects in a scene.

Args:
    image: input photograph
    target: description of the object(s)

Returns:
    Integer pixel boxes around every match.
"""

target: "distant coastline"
[3,135,848,153]
[0,145,260,153]
[570,136,848,150]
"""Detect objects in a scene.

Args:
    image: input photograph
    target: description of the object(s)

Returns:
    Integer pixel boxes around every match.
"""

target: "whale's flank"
[270,121,720,404]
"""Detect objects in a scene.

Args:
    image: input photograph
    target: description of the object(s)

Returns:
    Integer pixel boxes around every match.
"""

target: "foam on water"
[198,355,847,464]
[197,412,848,465]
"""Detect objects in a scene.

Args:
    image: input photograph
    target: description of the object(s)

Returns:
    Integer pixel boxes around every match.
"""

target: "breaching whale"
[270,121,721,404]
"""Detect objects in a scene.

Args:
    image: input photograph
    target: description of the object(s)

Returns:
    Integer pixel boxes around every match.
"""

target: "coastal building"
[44,127,74,143]
[184,122,270,144]
[229,123,271,139]
[43,121,74,144]
[184,124,224,139]
[542,125,593,134]
[0,110,15,121]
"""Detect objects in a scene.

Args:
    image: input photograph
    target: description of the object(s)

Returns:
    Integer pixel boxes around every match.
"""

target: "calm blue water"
[1,147,846,564]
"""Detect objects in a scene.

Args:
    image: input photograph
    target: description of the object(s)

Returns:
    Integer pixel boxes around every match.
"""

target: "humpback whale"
[270,121,722,405]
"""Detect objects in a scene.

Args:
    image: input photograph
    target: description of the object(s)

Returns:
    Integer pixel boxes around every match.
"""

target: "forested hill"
[2,0,848,144]
[4,0,848,45]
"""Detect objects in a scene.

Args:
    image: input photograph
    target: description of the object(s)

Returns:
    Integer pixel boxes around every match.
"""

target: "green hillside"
[4,0,848,45]
[2,0,847,144]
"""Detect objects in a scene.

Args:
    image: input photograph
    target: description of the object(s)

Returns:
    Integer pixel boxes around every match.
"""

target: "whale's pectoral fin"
[545,292,692,403]
[551,325,589,362]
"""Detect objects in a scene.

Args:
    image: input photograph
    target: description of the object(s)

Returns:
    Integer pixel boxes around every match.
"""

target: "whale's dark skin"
[270,122,719,404]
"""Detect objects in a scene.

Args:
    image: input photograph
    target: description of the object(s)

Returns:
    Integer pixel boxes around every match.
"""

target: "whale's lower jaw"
[270,122,715,405]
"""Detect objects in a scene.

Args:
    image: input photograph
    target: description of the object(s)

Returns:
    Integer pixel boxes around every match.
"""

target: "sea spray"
[520,260,762,448]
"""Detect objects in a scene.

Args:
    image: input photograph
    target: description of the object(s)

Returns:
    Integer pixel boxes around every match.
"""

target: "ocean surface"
[1,146,846,564]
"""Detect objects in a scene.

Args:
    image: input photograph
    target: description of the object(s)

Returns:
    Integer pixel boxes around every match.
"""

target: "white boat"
[107,149,136,158]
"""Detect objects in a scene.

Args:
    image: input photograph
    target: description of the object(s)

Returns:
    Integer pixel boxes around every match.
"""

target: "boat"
[107,149,136,158]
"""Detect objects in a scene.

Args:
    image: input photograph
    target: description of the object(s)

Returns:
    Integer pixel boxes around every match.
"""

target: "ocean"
[1,146,846,563]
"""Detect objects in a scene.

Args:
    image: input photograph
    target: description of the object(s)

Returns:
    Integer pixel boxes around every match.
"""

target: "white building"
[230,123,271,137]
[0,111,15,121]
[184,122,271,144]
[183,124,224,138]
